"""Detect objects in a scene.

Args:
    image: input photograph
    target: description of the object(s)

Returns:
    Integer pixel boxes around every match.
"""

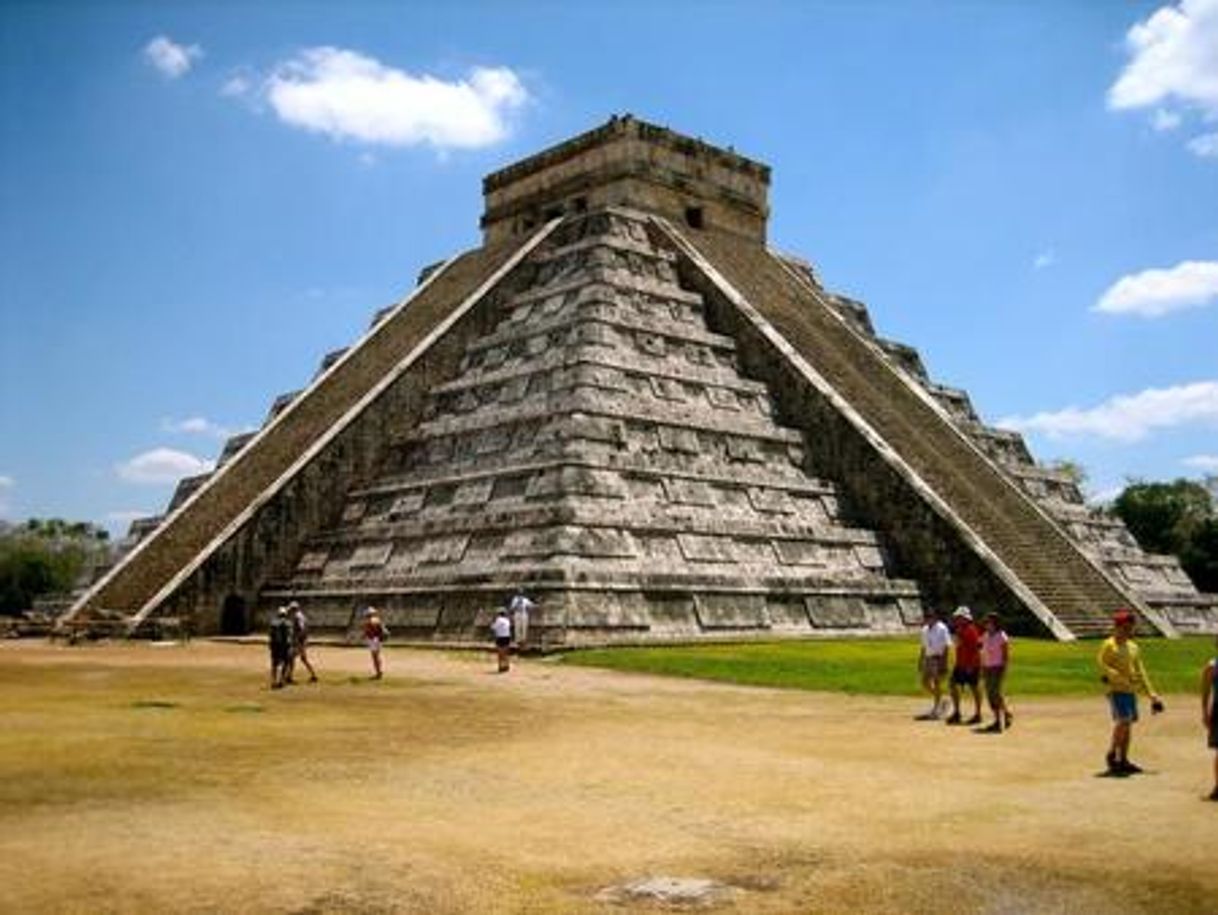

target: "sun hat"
[952,606,972,621]
[276,606,288,616]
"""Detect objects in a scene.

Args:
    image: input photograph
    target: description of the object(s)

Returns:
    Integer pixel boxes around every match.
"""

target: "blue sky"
[1,0,1216,535]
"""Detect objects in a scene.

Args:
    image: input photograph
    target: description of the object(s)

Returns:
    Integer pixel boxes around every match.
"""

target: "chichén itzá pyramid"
[67,116,1218,647]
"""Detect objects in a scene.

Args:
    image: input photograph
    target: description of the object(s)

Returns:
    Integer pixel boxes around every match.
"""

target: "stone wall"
[482,116,770,245]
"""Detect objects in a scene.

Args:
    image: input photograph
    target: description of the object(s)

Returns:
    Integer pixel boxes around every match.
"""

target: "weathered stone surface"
[594,875,737,908]
[800,260,1217,632]
[69,115,1213,642]
[257,209,920,647]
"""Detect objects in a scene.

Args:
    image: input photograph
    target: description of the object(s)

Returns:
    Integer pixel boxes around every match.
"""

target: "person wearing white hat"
[361,607,388,680]
[287,602,317,683]
[491,608,513,673]
[946,606,982,726]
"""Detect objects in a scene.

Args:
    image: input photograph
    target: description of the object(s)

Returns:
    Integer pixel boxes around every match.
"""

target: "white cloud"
[143,35,203,79]
[221,73,252,98]
[161,416,232,438]
[1152,107,1184,130]
[0,475,13,489]
[1187,130,1218,156]
[1033,250,1056,270]
[1093,259,1218,317]
[1108,0,1218,113]
[997,380,1218,442]
[262,48,528,149]
[1183,453,1218,471]
[1108,1,1218,155]
[1085,484,1125,506]
[0,475,12,518]
[117,448,213,485]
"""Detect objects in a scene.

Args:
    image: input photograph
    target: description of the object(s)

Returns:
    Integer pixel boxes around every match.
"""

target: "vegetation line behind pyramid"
[67,115,1217,644]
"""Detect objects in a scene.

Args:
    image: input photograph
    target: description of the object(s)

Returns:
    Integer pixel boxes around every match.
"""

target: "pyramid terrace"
[67,116,1217,646]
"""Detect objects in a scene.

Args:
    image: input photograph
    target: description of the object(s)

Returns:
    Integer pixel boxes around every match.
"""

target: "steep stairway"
[66,228,551,626]
[668,225,1166,638]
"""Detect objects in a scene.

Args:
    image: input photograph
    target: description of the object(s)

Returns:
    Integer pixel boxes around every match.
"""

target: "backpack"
[269,618,291,651]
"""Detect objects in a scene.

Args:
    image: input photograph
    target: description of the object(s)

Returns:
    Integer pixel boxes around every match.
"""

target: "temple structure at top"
[66,115,1216,645]
[481,115,770,244]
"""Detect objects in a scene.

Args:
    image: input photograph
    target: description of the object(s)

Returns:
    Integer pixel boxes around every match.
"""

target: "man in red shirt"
[947,606,983,726]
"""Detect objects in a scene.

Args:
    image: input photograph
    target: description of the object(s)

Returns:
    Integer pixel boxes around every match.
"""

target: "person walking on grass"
[916,608,951,720]
[491,607,512,673]
[268,606,292,690]
[288,602,317,683]
[1202,636,1218,801]
[1098,609,1164,776]
[362,607,388,680]
[946,606,983,726]
[979,612,1013,733]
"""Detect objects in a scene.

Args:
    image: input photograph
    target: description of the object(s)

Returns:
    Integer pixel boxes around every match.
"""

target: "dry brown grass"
[1,640,1214,913]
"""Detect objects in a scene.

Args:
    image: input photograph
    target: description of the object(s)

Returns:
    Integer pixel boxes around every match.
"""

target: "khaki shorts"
[921,654,947,678]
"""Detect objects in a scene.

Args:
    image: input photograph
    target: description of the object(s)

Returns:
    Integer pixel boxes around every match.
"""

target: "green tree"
[1112,479,1217,593]
[0,519,111,614]
[1180,518,1218,593]
[1112,479,1212,555]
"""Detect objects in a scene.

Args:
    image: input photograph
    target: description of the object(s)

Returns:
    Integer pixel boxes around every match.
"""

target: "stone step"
[677,228,1143,636]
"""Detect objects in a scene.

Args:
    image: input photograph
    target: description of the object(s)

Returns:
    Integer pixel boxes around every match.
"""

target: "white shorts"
[366,638,381,652]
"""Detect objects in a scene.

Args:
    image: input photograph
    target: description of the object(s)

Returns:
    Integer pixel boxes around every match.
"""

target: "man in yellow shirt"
[1097,609,1164,776]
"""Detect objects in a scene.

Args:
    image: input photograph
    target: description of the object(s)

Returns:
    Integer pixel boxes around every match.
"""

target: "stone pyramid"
[69,116,1216,644]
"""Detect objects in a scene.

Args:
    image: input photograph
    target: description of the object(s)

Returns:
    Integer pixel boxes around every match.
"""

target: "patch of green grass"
[561,635,1217,696]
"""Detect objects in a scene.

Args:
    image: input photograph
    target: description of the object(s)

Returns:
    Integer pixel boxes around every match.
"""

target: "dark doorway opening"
[220,594,249,635]
[684,206,704,229]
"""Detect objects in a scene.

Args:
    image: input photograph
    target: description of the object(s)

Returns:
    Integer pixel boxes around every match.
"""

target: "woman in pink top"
[980,612,1013,733]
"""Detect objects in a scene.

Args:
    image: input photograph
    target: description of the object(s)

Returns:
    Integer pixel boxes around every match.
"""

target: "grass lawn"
[560,634,1217,696]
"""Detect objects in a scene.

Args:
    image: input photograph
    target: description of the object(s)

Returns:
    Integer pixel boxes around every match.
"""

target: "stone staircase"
[796,278,1215,633]
[667,225,1167,638]
[263,209,923,646]
[65,230,546,626]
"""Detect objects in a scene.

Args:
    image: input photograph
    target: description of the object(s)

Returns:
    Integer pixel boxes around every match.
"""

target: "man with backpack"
[268,606,293,689]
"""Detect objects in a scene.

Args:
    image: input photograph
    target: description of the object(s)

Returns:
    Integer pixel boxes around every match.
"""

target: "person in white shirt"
[287,602,318,683]
[917,609,952,720]
[508,589,536,651]
[491,608,513,673]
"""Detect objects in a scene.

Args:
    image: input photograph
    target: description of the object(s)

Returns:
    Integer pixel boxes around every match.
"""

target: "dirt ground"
[0,640,1214,914]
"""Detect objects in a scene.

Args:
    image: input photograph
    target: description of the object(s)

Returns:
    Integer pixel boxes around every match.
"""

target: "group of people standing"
[918,606,1012,732]
[267,590,536,683]
[920,602,1218,800]
[267,601,318,689]
[267,592,1218,800]
[492,589,535,673]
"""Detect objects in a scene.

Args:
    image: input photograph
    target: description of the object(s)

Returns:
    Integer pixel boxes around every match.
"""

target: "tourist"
[491,607,512,673]
[288,602,318,683]
[268,606,292,689]
[1201,635,1217,800]
[979,612,1012,733]
[508,588,536,651]
[916,608,951,719]
[362,607,389,680]
[1098,609,1164,775]
[946,606,983,725]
